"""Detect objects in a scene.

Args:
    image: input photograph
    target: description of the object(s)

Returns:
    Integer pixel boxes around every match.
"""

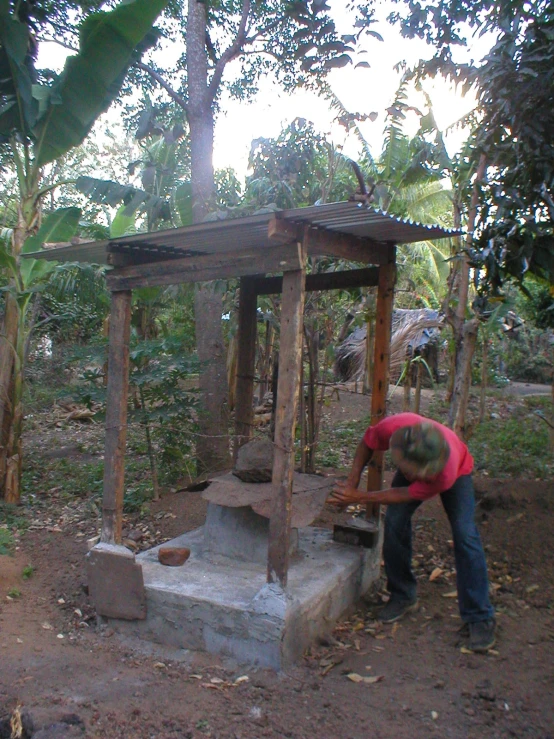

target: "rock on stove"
[158,547,191,566]
[233,438,274,483]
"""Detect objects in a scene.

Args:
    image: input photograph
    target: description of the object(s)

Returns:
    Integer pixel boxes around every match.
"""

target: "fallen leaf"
[153,662,166,669]
[526,584,539,593]
[234,675,249,685]
[431,711,439,720]
[41,622,54,630]
[210,677,225,684]
[442,591,458,598]
[488,649,500,656]
[429,567,443,582]
[460,647,473,654]
[347,672,384,684]
[189,674,203,680]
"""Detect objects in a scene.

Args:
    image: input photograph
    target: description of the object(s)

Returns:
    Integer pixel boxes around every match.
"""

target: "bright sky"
[37,1,488,183]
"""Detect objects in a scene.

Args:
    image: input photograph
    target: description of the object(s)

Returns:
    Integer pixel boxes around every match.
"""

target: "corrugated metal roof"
[26,201,457,265]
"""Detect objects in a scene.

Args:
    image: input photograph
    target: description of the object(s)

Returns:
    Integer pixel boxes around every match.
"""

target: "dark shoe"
[378,598,418,624]
[468,620,496,652]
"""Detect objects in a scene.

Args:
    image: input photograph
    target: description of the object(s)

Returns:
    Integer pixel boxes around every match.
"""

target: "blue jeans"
[384,471,494,624]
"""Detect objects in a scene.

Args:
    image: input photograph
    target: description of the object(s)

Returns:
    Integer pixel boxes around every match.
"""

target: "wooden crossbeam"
[253,267,379,295]
[268,217,391,264]
[106,243,303,290]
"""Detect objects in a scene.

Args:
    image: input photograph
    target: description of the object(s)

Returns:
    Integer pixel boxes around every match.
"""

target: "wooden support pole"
[101,290,132,545]
[367,250,397,521]
[234,276,258,458]
[267,241,307,587]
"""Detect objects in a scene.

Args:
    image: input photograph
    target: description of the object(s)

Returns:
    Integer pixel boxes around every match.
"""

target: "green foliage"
[7,587,21,598]
[245,118,336,209]
[469,397,553,479]
[0,527,14,555]
[317,414,371,470]
[499,331,553,384]
[390,0,554,291]
[74,333,200,489]
[22,564,34,579]
[515,278,554,330]
[38,263,110,343]
[129,336,200,479]
[1,0,169,165]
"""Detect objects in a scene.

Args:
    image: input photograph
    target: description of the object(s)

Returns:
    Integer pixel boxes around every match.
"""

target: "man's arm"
[328,485,413,507]
[346,438,373,488]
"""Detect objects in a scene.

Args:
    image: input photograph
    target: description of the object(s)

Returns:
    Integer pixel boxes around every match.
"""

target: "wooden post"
[101,290,132,545]
[234,276,258,458]
[267,241,307,587]
[367,250,397,521]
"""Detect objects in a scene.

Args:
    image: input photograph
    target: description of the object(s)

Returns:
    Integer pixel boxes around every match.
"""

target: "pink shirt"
[363,412,474,501]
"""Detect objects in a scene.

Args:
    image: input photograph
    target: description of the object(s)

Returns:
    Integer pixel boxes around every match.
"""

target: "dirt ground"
[1,385,553,738]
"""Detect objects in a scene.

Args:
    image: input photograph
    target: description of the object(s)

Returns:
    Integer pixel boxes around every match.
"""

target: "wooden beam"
[268,218,390,264]
[267,236,308,588]
[234,276,258,457]
[366,250,397,522]
[268,217,300,244]
[254,267,379,295]
[106,243,302,291]
[101,290,132,545]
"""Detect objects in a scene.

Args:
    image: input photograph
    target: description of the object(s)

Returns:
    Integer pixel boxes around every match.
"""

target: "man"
[328,412,495,652]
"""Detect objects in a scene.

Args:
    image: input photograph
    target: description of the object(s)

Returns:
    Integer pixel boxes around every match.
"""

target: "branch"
[244,16,282,46]
[135,61,188,114]
[208,0,251,102]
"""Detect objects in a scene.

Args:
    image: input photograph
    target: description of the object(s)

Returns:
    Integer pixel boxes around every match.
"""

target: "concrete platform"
[109,526,382,669]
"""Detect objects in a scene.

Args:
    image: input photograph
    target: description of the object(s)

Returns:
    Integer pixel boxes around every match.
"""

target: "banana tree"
[0,0,169,502]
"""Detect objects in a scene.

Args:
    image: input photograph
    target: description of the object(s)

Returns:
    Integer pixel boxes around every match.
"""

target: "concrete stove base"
[108,526,382,669]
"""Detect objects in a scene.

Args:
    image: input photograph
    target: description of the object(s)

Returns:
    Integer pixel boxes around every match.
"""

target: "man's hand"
[327,480,368,509]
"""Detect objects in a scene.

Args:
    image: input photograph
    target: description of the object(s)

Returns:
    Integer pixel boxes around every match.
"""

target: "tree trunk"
[402,359,411,411]
[445,155,487,431]
[479,336,488,424]
[414,360,423,414]
[0,295,18,495]
[187,0,230,474]
[3,306,25,504]
[452,318,479,439]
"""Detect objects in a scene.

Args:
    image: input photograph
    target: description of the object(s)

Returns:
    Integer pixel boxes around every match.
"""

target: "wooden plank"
[234,276,258,457]
[366,251,397,521]
[267,235,308,588]
[269,218,391,264]
[106,243,302,290]
[254,267,379,295]
[101,290,132,545]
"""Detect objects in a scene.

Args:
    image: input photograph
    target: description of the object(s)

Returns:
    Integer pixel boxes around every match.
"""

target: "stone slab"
[203,471,333,528]
[202,503,298,564]
[87,543,146,620]
[108,526,382,668]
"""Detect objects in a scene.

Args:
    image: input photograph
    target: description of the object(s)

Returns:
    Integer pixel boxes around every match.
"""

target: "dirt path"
[1,389,553,738]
